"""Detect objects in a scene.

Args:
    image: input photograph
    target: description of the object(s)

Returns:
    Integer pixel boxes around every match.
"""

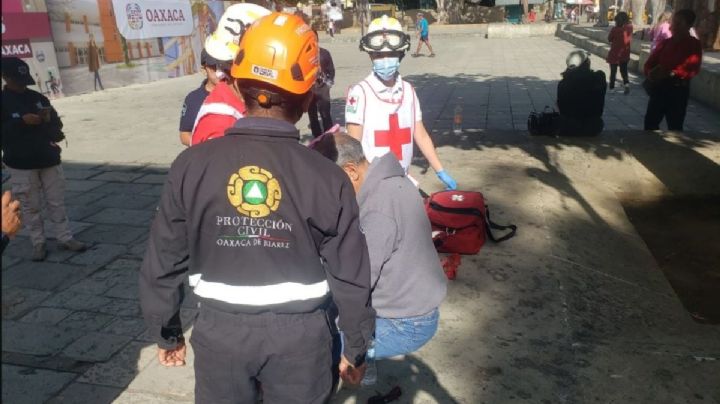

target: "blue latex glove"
[436,170,457,190]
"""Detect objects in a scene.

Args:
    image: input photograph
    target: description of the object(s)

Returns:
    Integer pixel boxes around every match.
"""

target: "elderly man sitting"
[310,133,447,385]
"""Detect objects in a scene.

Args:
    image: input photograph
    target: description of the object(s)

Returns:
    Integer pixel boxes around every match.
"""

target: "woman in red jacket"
[607,12,632,94]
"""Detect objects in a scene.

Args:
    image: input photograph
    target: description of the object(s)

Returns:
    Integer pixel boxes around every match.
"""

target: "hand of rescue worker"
[22,113,43,125]
[157,340,187,367]
[1,191,22,238]
[436,170,457,190]
[339,355,367,385]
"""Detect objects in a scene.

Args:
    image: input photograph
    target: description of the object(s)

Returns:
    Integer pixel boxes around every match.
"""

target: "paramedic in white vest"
[345,16,457,190]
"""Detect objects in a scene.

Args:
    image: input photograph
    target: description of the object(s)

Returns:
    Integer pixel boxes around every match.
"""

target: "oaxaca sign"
[112,0,193,40]
[2,39,33,58]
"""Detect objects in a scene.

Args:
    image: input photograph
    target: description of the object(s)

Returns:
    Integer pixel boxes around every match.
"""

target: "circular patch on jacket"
[227,166,281,218]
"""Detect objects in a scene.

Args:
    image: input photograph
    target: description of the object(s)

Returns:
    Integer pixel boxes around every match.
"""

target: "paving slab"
[76,224,147,245]
[90,172,146,183]
[133,174,168,184]
[19,307,73,326]
[62,311,116,332]
[67,243,128,270]
[78,341,156,388]
[2,365,76,404]
[2,321,85,356]
[64,179,106,193]
[1,287,52,320]
[2,261,86,291]
[91,193,159,210]
[84,208,155,227]
[91,183,154,196]
[62,333,133,362]
[48,382,123,404]
[102,317,148,338]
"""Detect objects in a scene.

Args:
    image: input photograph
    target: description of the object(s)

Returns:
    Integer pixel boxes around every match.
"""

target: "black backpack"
[527,106,560,136]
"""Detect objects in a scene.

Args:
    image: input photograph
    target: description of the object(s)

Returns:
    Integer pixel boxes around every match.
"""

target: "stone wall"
[486,22,560,38]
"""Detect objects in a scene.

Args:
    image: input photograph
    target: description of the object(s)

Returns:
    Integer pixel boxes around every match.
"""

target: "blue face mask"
[372,57,400,81]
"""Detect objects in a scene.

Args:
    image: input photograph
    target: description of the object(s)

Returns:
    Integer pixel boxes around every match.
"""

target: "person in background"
[528,8,537,23]
[607,11,632,94]
[178,50,218,147]
[1,191,22,254]
[557,50,607,136]
[643,9,703,131]
[648,11,673,53]
[412,12,435,57]
[88,33,104,91]
[309,30,336,138]
[1,57,88,261]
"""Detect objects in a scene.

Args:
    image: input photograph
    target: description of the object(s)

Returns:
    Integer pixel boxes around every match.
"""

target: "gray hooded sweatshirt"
[358,153,447,318]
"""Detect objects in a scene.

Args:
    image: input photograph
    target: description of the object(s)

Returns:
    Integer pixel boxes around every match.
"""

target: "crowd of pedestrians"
[556,8,703,135]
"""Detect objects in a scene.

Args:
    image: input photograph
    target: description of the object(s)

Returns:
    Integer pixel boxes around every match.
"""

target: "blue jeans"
[371,308,440,360]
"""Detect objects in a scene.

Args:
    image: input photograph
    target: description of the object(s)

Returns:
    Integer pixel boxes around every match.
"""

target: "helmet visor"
[361,30,409,52]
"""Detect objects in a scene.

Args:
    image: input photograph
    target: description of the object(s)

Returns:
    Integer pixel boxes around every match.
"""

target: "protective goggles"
[360,30,410,53]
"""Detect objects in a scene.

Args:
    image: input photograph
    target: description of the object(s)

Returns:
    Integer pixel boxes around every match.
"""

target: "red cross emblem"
[348,97,357,106]
[374,113,411,161]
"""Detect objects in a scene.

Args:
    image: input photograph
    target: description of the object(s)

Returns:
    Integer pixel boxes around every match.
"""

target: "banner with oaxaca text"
[44,0,224,96]
[1,0,64,98]
[112,0,193,40]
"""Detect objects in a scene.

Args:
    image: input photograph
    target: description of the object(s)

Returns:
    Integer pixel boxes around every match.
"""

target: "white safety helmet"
[204,3,271,63]
[360,15,411,53]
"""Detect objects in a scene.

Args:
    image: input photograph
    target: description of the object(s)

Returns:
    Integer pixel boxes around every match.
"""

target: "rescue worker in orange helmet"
[139,12,374,403]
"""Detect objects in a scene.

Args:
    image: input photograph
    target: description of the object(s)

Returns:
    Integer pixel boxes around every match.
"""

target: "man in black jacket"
[139,13,374,403]
[309,30,336,137]
[1,57,87,261]
[557,50,607,136]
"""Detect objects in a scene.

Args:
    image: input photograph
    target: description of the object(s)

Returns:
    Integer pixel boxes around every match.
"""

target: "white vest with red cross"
[351,76,418,172]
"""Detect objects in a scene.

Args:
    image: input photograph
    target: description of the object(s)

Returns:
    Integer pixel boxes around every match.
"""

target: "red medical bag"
[425,190,516,255]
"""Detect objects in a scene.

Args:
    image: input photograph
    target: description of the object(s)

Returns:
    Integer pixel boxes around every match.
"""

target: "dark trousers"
[93,71,104,90]
[644,81,691,131]
[309,85,333,138]
[191,307,333,404]
[609,62,629,88]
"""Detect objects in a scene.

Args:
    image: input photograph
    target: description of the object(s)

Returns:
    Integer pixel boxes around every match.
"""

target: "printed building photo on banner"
[45,0,224,96]
[2,0,64,98]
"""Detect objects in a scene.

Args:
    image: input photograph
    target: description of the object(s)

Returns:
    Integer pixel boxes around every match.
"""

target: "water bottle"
[453,102,463,134]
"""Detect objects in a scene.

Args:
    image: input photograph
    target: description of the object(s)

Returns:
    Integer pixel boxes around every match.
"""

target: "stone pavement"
[2,34,720,403]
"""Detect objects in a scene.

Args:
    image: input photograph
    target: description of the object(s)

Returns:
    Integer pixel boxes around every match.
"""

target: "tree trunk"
[649,0,667,24]
[121,36,131,66]
[630,0,646,25]
[522,0,529,18]
[436,0,450,24]
[597,0,610,25]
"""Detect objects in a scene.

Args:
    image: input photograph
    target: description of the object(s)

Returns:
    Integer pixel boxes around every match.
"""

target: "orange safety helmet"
[230,12,318,96]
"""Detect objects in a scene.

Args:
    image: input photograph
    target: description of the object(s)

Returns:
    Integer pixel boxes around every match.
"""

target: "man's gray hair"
[308,133,367,166]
